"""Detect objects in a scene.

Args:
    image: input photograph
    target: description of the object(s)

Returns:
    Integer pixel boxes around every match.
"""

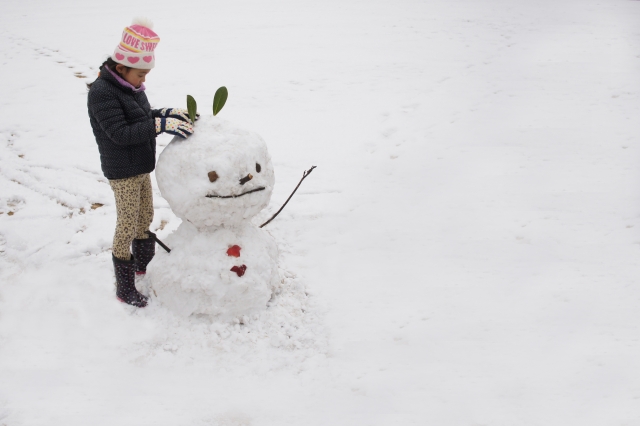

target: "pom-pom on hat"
[112,18,160,69]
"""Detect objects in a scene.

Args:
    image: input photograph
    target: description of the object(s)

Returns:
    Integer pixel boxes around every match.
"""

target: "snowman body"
[147,116,279,320]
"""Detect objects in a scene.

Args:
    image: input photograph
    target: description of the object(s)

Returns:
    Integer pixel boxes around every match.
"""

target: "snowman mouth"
[206,187,266,199]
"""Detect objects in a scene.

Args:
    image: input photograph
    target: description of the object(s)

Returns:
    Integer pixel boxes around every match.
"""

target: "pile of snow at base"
[134,268,327,371]
[146,115,279,320]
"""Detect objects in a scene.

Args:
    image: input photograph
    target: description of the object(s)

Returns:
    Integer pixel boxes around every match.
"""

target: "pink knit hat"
[112,19,160,69]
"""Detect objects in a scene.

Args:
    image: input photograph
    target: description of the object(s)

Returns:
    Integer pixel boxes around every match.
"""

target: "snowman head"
[156,116,275,228]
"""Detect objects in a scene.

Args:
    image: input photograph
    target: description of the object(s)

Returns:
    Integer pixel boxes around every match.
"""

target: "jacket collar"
[101,65,146,93]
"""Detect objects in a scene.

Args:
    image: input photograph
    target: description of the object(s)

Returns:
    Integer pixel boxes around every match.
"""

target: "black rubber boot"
[113,254,148,307]
[132,231,156,275]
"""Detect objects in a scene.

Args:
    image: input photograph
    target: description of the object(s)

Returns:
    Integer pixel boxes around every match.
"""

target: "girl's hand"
[159,108,200,123]
[155,117,194,138]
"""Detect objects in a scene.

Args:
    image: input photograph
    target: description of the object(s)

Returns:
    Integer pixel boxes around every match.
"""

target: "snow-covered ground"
[1,0,640,424]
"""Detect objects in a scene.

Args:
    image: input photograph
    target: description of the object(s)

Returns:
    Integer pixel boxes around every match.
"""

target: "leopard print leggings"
[109,173,154,261]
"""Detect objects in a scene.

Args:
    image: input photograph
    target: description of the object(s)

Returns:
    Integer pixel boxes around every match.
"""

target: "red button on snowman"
[226,245,246,277]
[146,105,279,321]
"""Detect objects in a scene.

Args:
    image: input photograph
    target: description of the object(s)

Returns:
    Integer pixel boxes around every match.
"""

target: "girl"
[87,19,194,307]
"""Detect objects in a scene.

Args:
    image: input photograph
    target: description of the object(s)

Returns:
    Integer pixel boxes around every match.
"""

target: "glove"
[155,117,194,138]
[158,108,199,123]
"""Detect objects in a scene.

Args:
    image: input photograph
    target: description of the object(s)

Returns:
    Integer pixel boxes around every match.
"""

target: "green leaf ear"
[213,86,228,116]
[186,95,197,123]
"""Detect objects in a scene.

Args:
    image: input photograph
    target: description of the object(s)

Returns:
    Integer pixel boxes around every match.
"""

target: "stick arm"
[260,166,316,228]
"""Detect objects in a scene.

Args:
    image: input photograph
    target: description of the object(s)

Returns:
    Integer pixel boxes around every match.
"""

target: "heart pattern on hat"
[143,56,153,63]
[127,57,140,64]
[115,53,125,60]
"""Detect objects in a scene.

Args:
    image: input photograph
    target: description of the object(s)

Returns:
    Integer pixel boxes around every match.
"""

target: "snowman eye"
[208,171,219,182]
[256,163,261,173]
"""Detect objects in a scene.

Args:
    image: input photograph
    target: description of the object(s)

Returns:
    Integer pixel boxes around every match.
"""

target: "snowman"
[146,112,279,321]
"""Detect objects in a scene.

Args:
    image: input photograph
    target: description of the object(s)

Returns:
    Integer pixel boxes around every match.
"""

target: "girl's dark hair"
[86,57,130,90]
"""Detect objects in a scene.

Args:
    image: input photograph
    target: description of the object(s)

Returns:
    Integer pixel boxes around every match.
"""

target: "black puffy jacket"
[87,66,160,180]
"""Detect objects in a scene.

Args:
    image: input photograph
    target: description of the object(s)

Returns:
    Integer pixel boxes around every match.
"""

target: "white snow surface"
[1,0,640,425]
